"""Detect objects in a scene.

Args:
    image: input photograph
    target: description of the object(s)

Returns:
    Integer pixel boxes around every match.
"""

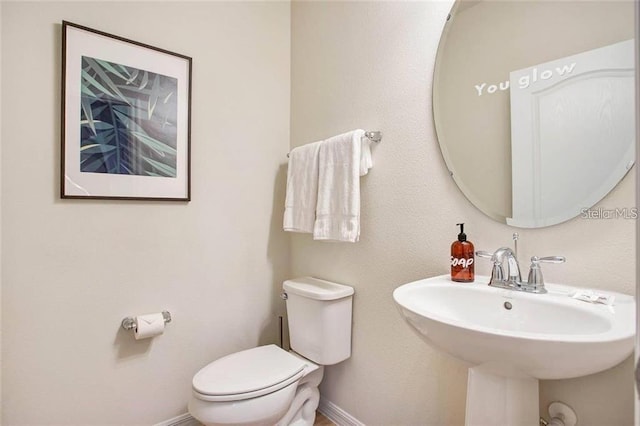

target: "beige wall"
[291,1,635,425]
[0,2,3,422]
[1,2,290,424]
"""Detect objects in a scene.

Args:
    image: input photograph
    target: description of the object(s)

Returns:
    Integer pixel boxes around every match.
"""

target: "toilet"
[188,277,354,426]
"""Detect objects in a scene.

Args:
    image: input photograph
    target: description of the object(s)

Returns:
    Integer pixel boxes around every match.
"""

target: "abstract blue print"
[80,56,178,177]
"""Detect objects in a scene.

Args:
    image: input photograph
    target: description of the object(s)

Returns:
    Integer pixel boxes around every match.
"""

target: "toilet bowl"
[188,345,323,426]
[189,277,354,426]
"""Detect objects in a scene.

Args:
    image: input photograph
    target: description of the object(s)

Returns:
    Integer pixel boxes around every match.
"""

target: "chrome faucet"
[477,234,565,294]
[477,247,523,290]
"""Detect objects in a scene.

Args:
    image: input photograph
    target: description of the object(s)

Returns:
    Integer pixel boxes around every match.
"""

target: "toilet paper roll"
[134,313,165,340]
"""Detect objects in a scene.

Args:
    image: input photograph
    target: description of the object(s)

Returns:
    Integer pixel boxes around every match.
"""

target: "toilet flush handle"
[281,292,288,300]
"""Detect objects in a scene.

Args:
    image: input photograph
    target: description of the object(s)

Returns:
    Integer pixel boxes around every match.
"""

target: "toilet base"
[277,363,324,426]
[189,383,297,426]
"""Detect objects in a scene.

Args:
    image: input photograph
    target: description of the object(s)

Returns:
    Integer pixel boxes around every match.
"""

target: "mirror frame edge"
[432,0,508,225]
[634,0,639,423]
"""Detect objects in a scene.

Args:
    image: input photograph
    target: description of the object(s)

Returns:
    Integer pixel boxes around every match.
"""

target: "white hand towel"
[283,141,322,233]
[313,129,366,242]
[360,136,373,176]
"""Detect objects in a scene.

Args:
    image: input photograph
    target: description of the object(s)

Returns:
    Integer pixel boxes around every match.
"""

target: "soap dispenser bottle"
[451,223,474,282]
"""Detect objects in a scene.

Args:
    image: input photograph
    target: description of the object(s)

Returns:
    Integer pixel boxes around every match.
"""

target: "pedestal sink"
[393,275,635,425]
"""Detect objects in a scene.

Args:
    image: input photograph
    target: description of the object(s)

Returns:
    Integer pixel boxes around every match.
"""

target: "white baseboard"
[154,399,363,426]
[154,413,200,426]
[318,397,365,426]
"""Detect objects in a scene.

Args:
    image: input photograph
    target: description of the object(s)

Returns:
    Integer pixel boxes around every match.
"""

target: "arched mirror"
[433,0,635,228]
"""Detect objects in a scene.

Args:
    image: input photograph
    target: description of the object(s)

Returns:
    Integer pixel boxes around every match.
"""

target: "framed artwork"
[61,21,192,201]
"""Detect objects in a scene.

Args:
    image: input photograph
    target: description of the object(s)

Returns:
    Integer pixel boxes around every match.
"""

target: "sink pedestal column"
[465,365,539,426]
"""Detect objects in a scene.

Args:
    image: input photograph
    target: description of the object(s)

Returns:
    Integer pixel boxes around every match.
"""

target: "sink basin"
[393,275,635,379]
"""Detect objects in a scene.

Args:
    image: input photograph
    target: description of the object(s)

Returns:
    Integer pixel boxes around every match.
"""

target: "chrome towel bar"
[363,130,382,143]
[287,130,382,158]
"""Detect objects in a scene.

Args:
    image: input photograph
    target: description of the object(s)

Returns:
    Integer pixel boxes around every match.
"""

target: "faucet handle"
[534,256,566,264]
[475,250,505,284]
[475,250,494,259]
[527,256,566,292]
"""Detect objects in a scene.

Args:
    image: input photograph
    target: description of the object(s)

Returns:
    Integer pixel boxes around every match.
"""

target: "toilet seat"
[192,345,307,402]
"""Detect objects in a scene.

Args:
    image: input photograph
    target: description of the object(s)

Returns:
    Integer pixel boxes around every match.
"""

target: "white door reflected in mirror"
[509,39,635,227]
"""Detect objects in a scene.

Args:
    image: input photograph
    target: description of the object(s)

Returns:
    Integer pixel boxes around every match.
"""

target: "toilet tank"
[283,277,354,365]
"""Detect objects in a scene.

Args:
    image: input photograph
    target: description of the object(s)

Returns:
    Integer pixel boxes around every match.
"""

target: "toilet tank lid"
[283,277,354,300]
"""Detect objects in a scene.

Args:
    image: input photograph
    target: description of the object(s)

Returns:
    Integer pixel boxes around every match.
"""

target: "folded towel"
[283,141,322,233]
[313,129,366,242]
[360,135,373,176]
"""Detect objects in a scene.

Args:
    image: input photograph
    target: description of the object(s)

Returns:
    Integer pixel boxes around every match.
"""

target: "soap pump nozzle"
[457,223,467,242]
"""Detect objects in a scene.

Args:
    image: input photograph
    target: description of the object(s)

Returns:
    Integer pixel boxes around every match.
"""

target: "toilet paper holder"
[121,311,172,331]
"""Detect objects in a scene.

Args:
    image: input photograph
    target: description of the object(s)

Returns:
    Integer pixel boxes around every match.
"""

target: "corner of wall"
[0,0,4,421]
